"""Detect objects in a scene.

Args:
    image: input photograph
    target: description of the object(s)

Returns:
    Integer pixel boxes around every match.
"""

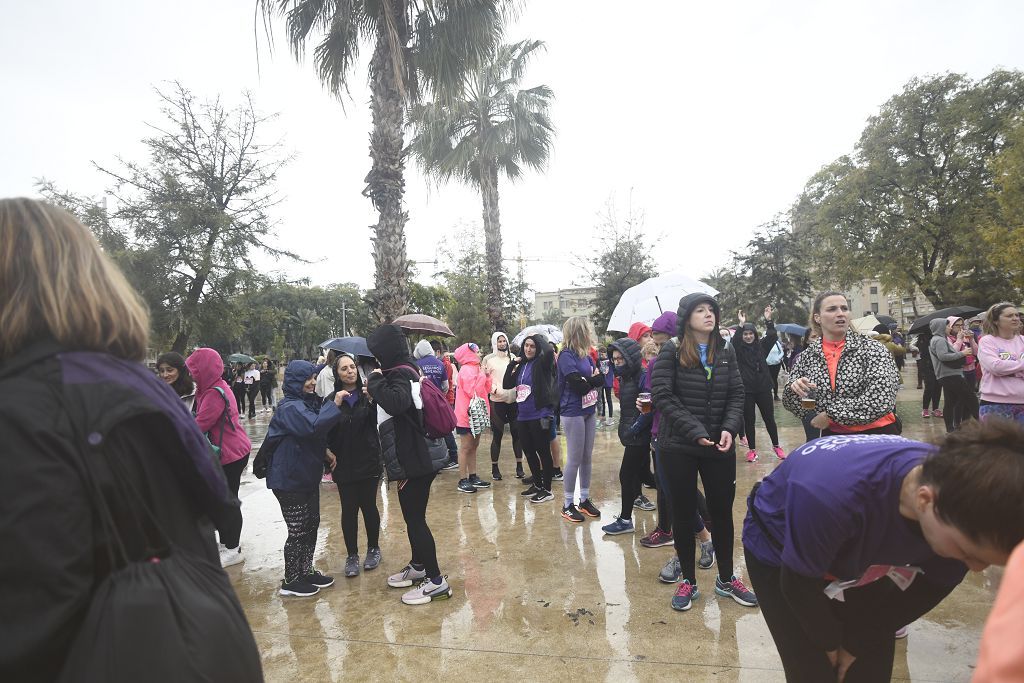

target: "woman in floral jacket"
[783,292,901,437]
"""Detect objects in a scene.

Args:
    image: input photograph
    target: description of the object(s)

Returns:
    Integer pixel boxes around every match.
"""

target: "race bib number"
[582,389,598,408]
[516,384,532,403]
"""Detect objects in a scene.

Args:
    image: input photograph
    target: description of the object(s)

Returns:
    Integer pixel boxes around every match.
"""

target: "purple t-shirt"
[416,355,447,391]
[515,360,552,422]
[557,349,598,417]
[742,434,967,588]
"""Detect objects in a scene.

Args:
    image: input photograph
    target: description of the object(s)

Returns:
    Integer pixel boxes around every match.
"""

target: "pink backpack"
[385,364,457,439]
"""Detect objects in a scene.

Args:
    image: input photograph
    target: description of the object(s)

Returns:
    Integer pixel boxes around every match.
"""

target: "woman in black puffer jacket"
[651,293,756,613]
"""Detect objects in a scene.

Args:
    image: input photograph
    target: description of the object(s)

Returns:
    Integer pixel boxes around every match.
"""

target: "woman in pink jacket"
[453,342,491,495]
[978,302,1024,424]
[187,347,253,567]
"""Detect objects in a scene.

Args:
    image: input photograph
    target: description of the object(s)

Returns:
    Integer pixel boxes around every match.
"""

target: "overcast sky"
[4,1,1023,296]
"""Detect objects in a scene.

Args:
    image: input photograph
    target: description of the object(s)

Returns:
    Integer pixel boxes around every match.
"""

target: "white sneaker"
[401,576,452,605]
[220,545,243,568]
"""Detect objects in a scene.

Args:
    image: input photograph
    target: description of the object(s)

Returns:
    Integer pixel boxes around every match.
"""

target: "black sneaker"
[280,578,319,597]
[515,462,525,479]
[552,469,564,481]
[530,489,554,504]
[578,499,600,519]
[522,475,534,485]
[469,474,491,489]
[520,484,540,497]
[561,504,585,523]
[491,465,503,481]
[457,479,477,494]
[442,459,459,471]
[307,570,335,588]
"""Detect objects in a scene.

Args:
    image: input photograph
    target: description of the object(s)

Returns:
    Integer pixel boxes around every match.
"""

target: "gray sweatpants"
[562,413,596,506]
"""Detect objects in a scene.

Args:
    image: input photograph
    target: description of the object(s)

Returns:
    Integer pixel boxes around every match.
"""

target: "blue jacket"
[265,360,342,492]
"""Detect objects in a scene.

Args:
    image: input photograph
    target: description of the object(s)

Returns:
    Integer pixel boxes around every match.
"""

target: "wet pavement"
[230,380,1001,682]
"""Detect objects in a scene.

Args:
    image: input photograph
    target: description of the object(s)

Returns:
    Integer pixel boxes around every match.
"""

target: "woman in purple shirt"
[503,333,557,503]
[743,422,1024,682]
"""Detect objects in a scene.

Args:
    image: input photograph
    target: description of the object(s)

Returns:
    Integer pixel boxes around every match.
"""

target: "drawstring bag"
[467,375,489,437]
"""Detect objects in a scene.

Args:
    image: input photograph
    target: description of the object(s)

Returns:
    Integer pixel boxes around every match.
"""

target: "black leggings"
[260,384,273,406]
[652,444,707,535]
[518,418,554,491]
[273,488,320,583]
[769,363,782,398]
[938,375,979,432]
[661,450,736,583]
[489,401,522,464]
[618,444,650,520]
[336,478,381,556]
[743,390,780,451]
[397,473,440,579]
[597,387,614,417]
[922,369,941,410]
[245,385,259,416]
[219,454,249,548]
[232,383,246,413]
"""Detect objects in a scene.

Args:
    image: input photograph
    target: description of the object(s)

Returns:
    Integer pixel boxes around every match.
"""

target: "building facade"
[533,287,599,320]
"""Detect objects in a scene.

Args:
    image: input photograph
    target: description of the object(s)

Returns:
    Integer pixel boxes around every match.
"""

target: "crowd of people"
[4,197,1024,682]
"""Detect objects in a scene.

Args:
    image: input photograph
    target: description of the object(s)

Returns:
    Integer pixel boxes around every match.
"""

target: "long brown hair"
[677,298,718,368]
[0,198,149,362]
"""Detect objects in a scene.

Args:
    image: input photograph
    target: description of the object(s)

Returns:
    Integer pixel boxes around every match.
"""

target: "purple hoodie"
[647,311,678,438]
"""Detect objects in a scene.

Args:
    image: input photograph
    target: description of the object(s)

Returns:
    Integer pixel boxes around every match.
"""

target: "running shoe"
[578,499,601,518]
[344,555,360,577]
[522,476,535,485]
[772,445,786,460]
[307,570,335,588]
[219,545,243,568]
[561,504,585,523]
[520,484,540,497]
[530,489,554,504]
[457,479,477,494]
[601,517,635,535]
[921,409,930,419]
[640,528,674,548]
[469,474,491,489]
[552,469,564,481]
[442,459,459,471]
[671,580,699,611]
[698,540,716,570]
[280,578,319,597]
[515,462,525,478]
[491,465,503,481]
[714,575,758,607]
[388,564,427,588]
[659,556,682,583]
[364,547,382,571]
[932,409,944,418]
[401,576,452,605]
[746,450,758,463]
[634,494,656,511]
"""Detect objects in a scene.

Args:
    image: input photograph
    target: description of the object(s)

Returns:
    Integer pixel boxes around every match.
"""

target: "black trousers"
[259,384,273,406]
[745,551,952,683]
[921,369,941,410]
[618,444,650,520]
[518,418,554,491]
[597,387,614,417]
[938,375,979,432]
[743,390,780,451]
[273,488,320,583]
[489,400,522,464]
[336,478,381,555]
[245,385,259,417]
[231,383,246,413]
[661,450,736,584]
[769,363,782,398]
[653,443,707,535]
[398,473,440,578]
[219,454,249,549]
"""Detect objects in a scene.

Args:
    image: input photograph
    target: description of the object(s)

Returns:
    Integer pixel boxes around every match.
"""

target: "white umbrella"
[512,324,563,349]
[606,272,719,333]
[851,314,882,334]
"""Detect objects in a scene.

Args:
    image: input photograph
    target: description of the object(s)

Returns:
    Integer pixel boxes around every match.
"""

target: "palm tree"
[264,0,508,323]
[409,40,553,331]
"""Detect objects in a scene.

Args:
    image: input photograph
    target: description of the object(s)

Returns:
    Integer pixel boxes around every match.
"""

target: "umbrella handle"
[655,296,663,314]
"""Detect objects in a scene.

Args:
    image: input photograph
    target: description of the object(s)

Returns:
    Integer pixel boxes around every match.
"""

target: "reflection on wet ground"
[230,382,1000,681]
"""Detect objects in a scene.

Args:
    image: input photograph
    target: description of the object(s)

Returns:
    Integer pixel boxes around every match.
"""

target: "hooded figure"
[651,312,678,339]
[928,318,968,380]
[609,337,648,448]
[482,332,516,404]
[366,324,433,480]
[733,321,777,396]
[628,322,653,344]
[187,348,252,467]
[414,339,448,393]
[453,343,491,429]
[263,360,343,492]
[946,315,978,375]
[503,333,557,416]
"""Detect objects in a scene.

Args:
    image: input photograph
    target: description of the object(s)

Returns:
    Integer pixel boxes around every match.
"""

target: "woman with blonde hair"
[0,198,260,679]
[978,302,1024,423]
[556,316,606,522]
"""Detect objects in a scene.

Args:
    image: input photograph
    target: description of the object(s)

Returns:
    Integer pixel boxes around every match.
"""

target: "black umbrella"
[875,314,897,328]
[908,306,985,335]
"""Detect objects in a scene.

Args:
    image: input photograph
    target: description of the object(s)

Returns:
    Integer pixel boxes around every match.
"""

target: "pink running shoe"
[932,409,944,418]
[746,450,758,463]
[921,409,930,418]
[772,445,786,460]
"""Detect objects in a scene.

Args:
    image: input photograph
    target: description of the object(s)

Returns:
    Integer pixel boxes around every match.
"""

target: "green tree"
[441,234,492,346]
[794,71,1024,307]
[581,201,658,334]
[410,40,554,331]
[265,0,508,324]
[983,121,1024,294]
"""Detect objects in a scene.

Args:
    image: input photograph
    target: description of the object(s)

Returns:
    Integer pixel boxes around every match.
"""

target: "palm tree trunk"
[479,161,505,331]
[366,22,410,324]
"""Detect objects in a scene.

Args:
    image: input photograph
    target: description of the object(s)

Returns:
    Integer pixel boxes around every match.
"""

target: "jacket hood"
[930,318,950,336]
[739,322,760,343]
[521,333,554,366]
[185,347,226,394]
[413,339,434,359]
[945,316,964,336]
[283,360,316,399]
[368,324,413,369]
[675,293,721,341]
[490,332,509,355]
[609,337,643,379]
[651,312,679,336]
[454,343,480,366]
[628,322,652,342]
